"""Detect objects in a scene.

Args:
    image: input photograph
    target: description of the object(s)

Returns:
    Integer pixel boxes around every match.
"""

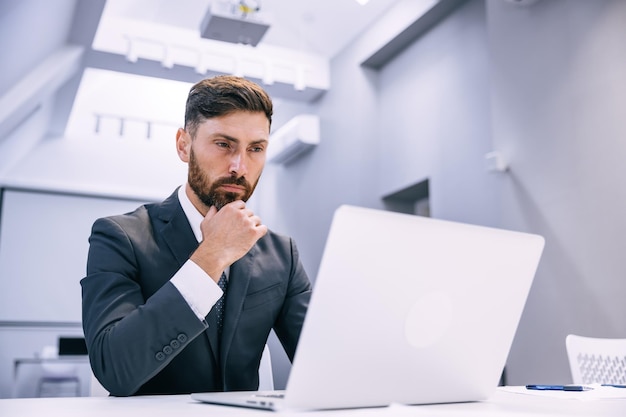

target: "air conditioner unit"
[200,1,271,46]
[267,114,320,165]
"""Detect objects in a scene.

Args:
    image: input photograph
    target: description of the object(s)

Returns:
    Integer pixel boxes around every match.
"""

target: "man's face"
[176,111,270,212]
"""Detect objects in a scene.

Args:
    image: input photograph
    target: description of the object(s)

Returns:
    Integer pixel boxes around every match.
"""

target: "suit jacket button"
[155,351,166,361]
[177,333,187,343]
[170,339,180,349]
[163,345,173,355]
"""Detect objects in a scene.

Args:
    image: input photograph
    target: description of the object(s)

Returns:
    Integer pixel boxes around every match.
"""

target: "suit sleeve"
[81,216,207,396]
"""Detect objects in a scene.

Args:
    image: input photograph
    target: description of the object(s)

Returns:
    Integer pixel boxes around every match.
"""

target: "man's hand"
[190,200,268,281]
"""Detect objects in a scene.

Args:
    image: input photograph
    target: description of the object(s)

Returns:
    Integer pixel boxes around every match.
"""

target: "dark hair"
[184,75,273,138]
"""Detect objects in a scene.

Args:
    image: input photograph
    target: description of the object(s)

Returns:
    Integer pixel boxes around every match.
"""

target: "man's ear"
[176,128,191,163]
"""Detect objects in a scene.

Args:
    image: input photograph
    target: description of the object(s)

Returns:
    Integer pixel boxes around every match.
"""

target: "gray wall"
[0,0,75,95]
[260,0,626,386]
[377,0,497,226]
[258,0,499,387]
[487,0,626,384]
[0,0,77,172]
[262,0,497,287]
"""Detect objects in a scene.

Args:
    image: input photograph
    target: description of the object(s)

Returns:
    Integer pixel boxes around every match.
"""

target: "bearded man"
[81,75,312,396]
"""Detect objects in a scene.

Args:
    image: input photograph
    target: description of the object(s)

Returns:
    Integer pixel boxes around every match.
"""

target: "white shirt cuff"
[171,260,222,320]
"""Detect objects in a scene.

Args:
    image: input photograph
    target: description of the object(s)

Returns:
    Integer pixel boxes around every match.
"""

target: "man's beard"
[188,148,257,211]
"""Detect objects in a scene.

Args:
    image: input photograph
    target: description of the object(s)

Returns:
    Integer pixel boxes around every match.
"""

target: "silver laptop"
[192,205,545,411]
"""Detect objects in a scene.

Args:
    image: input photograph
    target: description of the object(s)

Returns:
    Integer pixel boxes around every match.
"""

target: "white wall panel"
[0,189,148,323]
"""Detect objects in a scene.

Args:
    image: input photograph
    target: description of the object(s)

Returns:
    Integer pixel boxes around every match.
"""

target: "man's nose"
[229,152,248,176]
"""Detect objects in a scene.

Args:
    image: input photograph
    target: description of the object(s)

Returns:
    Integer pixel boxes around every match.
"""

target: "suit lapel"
[156,189,199,267]
[220,246,257,370]
[205,306,221,364]
[155,189,222,361]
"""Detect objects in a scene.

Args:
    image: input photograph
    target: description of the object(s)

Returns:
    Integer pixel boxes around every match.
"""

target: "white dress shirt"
[170,185,226,321]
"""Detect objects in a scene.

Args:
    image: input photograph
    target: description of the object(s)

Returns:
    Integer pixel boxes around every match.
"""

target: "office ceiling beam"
[83,49,326,102]
[47,0,108,137]
[360,0,468,69]
[0,46,84,142]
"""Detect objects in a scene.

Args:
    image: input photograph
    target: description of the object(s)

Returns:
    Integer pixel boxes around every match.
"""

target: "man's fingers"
[204,205,218,221]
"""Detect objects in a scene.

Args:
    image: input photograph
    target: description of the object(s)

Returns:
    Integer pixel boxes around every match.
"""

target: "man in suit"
[81,75,312,396]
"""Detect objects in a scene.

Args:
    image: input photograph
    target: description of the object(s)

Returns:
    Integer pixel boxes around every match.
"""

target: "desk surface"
[0,387,624,417]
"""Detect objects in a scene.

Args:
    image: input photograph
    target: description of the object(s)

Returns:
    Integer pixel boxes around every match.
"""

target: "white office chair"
[89,344,274,395]
[565,334,626,385]
[38,361,81,397]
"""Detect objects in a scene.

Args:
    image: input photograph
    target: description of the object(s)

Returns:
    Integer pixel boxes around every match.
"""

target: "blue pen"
[601,384,626,388]
[526,384,594,391]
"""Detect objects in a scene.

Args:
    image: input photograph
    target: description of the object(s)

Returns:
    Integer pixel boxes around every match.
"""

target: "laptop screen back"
[283,205,544,410]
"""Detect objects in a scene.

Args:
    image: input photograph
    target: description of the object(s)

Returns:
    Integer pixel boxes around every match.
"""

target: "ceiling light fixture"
[233,57,244,77]
[195,53,208,75]
[294,66,306,91]
[125,37,138,63]
[262,60,274,85]
[161,45,174,69]
[354,0,370,5]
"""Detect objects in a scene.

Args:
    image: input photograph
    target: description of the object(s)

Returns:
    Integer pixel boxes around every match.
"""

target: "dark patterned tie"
[215,272,228,335]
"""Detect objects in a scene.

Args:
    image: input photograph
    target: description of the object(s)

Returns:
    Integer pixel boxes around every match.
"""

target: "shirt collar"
[177,184,231,278]
[177,184,203,243]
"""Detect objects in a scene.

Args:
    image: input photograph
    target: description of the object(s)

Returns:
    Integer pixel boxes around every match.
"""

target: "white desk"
[0,387,624,416]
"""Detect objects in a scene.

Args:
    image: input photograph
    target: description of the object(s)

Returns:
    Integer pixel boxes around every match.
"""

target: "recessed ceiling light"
[354,0,370,5]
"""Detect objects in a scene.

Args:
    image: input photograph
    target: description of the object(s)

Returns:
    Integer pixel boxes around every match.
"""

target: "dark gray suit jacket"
[81,189,312,396]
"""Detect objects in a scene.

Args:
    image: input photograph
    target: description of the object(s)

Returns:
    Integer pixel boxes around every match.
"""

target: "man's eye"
[250,146,265,153]
[216,142,230,148]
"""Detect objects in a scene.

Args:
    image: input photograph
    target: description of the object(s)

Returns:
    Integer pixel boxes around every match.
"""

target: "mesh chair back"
[566,334,626,385]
